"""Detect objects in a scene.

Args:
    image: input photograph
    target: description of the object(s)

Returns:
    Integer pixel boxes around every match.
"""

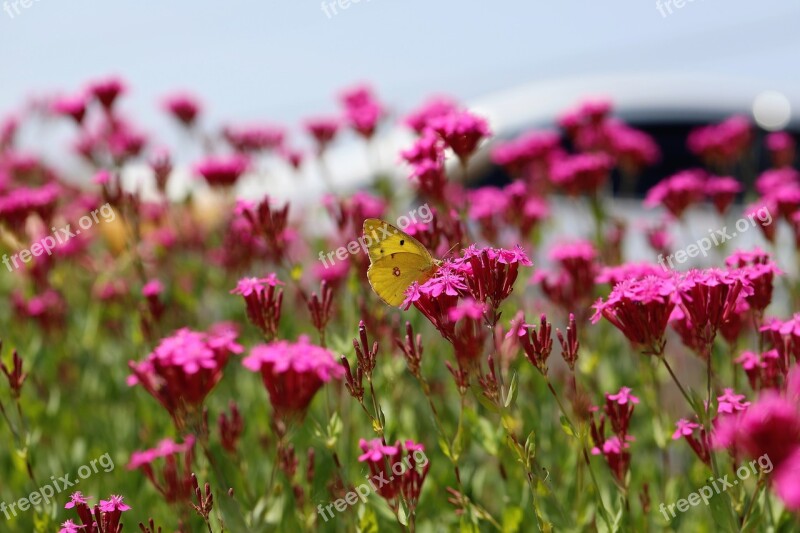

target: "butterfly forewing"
[362,218,433,263]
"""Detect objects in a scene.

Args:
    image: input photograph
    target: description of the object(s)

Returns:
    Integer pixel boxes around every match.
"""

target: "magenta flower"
[592,275,677,354]
[358,438,398,462]
[162,92,202,127]
[705,176,742,215]
[717,388,751,414]
[128,324,243,425]
[58,519,85,533]
[672,418,710,464]
[429,109,491,165]
[549,152,613,196]
[98,495,131,513]
[223,124,285,153]
[194,154,249,188]
[673,268,753,355]
[765,131,795,168]
[128,436,195,503]
[725,248,781,313]
[0,183,60,231]
[687,115,751,165]
[142,279,164,298]
[88,76,127,110]
[404,96,459,134]
[52,94,88,125]
[491,130,560,177]
[358,439,429,505]
[64,491,90,509]
[243,336,344,419]
[603,119,660,173]
[735,349,783,391]
[304,116,340,152]
[595,262,669,286]
[339,84,384,139]
[644,169,706,219]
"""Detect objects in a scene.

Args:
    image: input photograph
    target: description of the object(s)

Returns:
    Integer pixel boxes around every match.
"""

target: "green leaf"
[505,371,519,408]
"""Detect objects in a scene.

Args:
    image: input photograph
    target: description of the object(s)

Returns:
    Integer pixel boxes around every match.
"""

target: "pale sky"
[2,0,799,134]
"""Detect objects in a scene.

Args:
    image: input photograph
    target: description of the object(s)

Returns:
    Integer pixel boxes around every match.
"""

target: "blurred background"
[2,1,800,203]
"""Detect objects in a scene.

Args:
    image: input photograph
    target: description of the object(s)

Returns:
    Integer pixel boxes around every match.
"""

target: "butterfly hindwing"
[367,252,437,307]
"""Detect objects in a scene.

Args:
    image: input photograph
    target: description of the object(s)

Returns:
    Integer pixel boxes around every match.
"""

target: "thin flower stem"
[544,378,612,523]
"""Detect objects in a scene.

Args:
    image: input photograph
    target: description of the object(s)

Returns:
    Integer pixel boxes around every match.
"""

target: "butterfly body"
[363,218,440,307]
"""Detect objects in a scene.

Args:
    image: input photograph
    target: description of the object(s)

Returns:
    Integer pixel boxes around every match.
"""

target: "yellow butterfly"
[363,218,441,307]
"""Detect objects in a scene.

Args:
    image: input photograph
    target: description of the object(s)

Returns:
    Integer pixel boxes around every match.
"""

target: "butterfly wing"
[362,218,434,264]
[367,252,438,307]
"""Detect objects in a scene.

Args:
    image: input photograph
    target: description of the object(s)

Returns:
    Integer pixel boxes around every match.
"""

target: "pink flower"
[0,183,61,231]
[339,84,384,139]
[128,325,242,424]
[162,92,202,126]
[142,279,164,298]
[765,131,795,168]
[128,436,195,502]
[404,96,459,134]
[603,120,660,172]
[59,519,86,533]
[52,94,88,124]
[672,418,701,440]
[549,153,612,196]
[243,336,344,418]
[705,176,742,215]
[644,169,706,219]
[358,438,398,462]
[673,268,753,354]
[595,262,669,286]
[99,495,131,512]
[672,418,710,464]
[491,130,560,176]
[223,124,285,153]
[773,448,800,510]
[717,388,750,414]
[194,154,249,188]
[88,76,127,110]
[592,275,677,354]
[687,115,751,165]
[357,439,429,505]
[429,110,491,164]
[304,116,340,152]
[64,491,90,509]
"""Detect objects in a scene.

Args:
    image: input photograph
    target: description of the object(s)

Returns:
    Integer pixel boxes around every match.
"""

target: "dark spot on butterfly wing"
[392,267,401,277]
[400,239,405,245]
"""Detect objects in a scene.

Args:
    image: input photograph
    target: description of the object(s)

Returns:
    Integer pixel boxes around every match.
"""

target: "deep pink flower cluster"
[687,115,751,165]
[765,131,795,168]
[592,275,677,354]
[590,387,639,483]
[243,335,344,418]
[713,366,800,509]
[403,96,459,134]
[128,324,243,424]
[231,274,284,340]
[429,109,492,165]
[672,268,753,356]
[403,245,531,367]
[339,85,384,139]
[595,262,669,286]
[491,130,560,178]
[704,175,742,214]
[644,169,706,218]
[162,92,202,127]
[61,492,131,533]
[223,123,285,153]
[305,116,340,153]
[534,240,598,313]
[194,154,250,188]
[549,153,613,196]
[0,183,60,231]
[127,436,196,503]
[357,438,429,506]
